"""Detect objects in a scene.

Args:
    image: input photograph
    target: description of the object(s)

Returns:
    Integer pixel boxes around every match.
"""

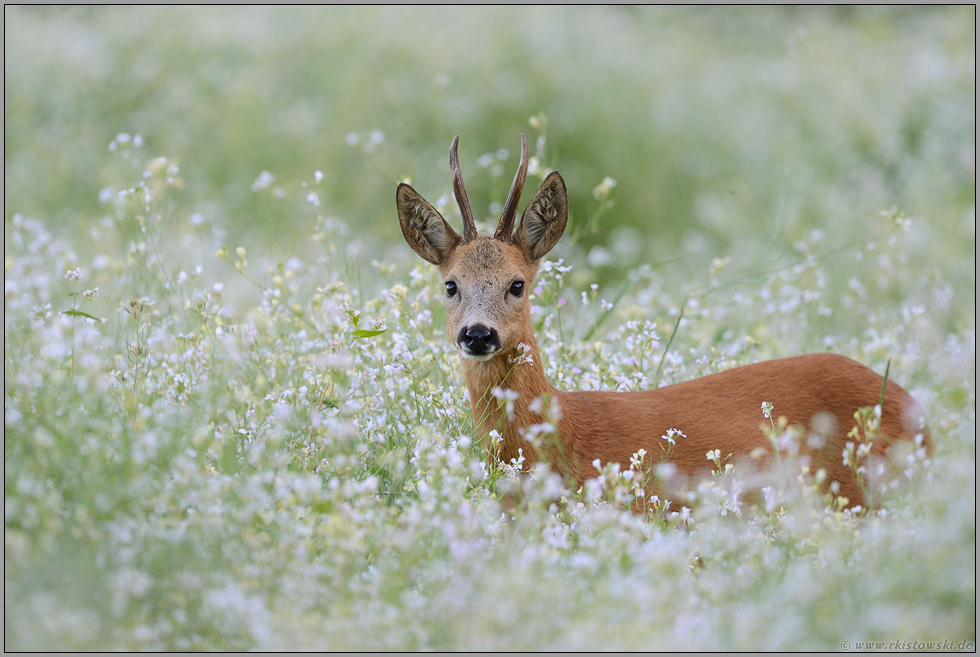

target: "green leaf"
[352,329,387,339]
[62,310,101,322]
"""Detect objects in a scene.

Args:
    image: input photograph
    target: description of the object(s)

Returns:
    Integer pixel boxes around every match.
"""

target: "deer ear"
[515,171,567,260]
[396,183,461,266]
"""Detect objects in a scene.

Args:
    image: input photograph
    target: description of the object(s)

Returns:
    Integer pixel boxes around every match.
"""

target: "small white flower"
[592,177,617,200]
[508,342,534,366]
[251,171,276,191]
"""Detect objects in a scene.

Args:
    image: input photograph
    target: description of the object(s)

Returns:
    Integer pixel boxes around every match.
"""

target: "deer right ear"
[396,183,461,266]
[515,171,568,260]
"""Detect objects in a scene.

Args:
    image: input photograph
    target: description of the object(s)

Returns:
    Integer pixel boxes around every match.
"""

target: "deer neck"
[460,334,556,467]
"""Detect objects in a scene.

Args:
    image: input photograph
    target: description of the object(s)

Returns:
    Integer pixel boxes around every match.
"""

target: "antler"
[494,132,529,242]
[450,136,478,243]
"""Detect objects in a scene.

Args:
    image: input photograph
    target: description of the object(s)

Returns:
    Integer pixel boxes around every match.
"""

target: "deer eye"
[509,280,524,297]
[445,281,458,298]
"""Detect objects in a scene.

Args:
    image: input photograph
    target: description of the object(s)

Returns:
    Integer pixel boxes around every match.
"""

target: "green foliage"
[4,6,975,651]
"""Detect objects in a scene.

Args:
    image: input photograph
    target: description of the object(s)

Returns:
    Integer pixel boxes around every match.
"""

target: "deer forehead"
[443,237,535,286]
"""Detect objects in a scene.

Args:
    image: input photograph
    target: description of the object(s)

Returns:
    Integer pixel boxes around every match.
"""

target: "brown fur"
[468,341,929,508]
[397,136,931,510]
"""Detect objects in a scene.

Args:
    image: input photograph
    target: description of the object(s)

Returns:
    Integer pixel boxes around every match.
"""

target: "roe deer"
[396,134,931,509]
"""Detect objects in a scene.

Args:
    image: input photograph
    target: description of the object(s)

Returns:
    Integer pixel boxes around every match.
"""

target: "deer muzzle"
[457,324,501,360]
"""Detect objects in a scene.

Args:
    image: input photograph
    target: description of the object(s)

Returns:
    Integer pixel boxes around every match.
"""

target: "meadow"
[4,6,975,650]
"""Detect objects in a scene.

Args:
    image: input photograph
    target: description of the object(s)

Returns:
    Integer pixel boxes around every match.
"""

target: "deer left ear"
[515,171,567,260]
[397,183,461,266]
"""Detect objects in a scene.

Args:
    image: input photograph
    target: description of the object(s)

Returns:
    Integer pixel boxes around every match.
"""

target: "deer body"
[464,338,920,506]
[397,135,929,509]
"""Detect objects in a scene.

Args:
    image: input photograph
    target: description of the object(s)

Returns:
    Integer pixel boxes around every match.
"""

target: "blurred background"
[5,6,975,298]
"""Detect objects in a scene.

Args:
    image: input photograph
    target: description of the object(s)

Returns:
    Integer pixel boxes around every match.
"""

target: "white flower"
[508,342,534,366]
[251,171,276,191]
[662,428,685,445]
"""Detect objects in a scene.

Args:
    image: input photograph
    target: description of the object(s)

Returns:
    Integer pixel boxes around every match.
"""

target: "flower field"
[4,7,975,650]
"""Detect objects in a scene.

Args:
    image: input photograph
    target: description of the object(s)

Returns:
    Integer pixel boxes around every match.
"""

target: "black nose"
[458,324,500,356]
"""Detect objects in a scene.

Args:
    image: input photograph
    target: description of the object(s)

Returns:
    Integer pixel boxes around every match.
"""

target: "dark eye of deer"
[509,281,524,297]
[445,281,458,298]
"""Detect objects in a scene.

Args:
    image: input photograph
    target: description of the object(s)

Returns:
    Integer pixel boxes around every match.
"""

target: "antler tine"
[494,132,529,242]
[450,136,478,243]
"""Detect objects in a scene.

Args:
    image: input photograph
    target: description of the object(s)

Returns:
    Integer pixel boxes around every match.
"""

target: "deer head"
[396,134,568,361]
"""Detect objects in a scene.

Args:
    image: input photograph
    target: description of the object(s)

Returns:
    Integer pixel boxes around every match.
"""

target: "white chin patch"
[459,349,496,362]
